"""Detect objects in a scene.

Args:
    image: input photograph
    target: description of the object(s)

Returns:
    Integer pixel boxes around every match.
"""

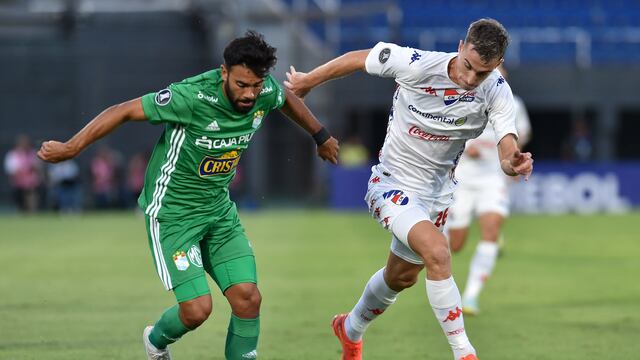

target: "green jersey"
[138,69,285,219]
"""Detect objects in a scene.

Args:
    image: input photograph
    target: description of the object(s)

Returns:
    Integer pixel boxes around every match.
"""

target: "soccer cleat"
[143,326,173,360]
[459,354,479,360]
[462,297,480,316]
[331,313,363,360]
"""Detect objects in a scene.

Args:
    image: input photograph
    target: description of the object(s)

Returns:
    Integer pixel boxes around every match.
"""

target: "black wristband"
[312,127,331,146]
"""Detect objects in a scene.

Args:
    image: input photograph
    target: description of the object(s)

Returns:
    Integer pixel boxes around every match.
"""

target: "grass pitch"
[0,211,639,359]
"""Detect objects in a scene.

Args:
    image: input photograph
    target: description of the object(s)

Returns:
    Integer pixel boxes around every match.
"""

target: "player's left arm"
[498,133,533,180]
[279,87,339,164]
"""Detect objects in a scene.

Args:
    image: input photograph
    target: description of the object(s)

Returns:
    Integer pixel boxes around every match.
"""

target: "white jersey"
[364,42,518,199]
[455,95,531,185]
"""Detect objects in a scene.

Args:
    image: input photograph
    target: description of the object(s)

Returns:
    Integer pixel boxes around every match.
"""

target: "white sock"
[426,276,475,357]
[463,241,499,301]
[344,267,398,341]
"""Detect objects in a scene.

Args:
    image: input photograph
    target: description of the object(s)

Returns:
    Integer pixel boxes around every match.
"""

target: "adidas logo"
[206,121,220,131]
[241,350,257,359]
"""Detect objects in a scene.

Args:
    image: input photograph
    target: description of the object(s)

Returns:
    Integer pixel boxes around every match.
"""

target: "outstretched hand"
[317,136,339,165]
[284,66,312,99]
[37,141,76,163]
[509,150,534,181]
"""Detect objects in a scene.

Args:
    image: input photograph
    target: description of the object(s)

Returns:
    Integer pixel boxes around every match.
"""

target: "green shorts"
[143,202,256,302]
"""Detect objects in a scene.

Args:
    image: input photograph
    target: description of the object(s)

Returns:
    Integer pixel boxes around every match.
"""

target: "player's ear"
[458,40,464,53]
[221,64,228,81]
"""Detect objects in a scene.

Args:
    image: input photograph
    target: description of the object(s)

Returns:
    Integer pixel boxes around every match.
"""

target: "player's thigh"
[201,202,256,293]
[144,215,210,294]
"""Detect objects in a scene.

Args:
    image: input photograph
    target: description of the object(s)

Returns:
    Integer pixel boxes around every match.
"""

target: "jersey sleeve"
[486,75,519,144]
[262,75,286,110]
[141,82,194,126]
[365,42,423,80]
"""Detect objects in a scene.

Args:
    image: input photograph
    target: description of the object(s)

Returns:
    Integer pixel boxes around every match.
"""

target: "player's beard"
[225,82,255,114]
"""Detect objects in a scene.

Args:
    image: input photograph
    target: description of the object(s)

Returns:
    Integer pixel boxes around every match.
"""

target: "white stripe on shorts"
[149,216,172,290]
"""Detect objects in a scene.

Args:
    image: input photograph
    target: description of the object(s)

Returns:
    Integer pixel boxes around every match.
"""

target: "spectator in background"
[339,134,370,168]
[48,160,82,213]
[91,145,121,209]
[563,118,593,162]
[3,134,42,212]
[446,63,532,316]
[126,151,147,208]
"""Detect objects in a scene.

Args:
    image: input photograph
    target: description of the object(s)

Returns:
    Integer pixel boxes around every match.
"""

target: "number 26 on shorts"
[434,208,449,228]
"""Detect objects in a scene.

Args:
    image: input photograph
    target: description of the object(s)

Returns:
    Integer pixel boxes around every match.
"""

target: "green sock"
[148,305,191,349]
[225,314,260,360]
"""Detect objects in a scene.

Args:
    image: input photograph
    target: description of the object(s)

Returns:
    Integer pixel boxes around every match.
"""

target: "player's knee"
[180,297,212,328]
[422,244,451,273]
[389,272,418,290]
[228,284,262,318]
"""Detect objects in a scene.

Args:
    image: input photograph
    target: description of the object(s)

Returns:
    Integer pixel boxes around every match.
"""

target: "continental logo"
[199,151,240,176]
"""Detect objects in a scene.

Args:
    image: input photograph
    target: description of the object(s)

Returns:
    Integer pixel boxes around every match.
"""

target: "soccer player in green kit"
[37,31,339,360]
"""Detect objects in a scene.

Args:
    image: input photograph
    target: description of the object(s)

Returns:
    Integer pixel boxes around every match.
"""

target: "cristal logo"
[199,151,240,176]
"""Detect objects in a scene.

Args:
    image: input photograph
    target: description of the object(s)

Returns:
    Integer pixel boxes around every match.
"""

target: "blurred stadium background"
[2,0,640,211]
[1,1,639,359]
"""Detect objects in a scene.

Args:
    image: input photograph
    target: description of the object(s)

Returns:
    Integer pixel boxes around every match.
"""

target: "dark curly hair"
[223,30,277,78]
[465,18,510,63]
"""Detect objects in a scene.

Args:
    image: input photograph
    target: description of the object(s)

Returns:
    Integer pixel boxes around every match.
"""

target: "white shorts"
[364,166,452,265]
[447,177,510,230]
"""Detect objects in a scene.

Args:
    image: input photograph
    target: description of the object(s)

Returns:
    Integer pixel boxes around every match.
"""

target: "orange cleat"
[460,354,478,360]
[331,313,363,360]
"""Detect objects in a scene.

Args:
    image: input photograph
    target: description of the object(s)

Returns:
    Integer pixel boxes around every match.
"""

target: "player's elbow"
[112,98,146,122]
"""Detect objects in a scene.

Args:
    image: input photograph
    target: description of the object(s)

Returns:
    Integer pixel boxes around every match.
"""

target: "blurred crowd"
[3,135,147,213]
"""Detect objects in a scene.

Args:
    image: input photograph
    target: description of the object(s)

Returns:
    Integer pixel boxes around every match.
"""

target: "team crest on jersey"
[252,110,265,129]
[173,251,189,271]
[187,245,203,267]
[155,89,172,106]
[443,89,460,105]
[382,190,409,205]
[199,150,240,176]
[443,89,475,105]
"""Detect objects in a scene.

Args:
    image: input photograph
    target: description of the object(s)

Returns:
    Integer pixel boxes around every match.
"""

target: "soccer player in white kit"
[285,19,533,360]
[447,64,532,317]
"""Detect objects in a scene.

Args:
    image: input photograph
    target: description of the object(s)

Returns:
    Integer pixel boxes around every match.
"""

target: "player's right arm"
[38,98,146,163]
[286,42,424,98]
[285,50,370,98]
